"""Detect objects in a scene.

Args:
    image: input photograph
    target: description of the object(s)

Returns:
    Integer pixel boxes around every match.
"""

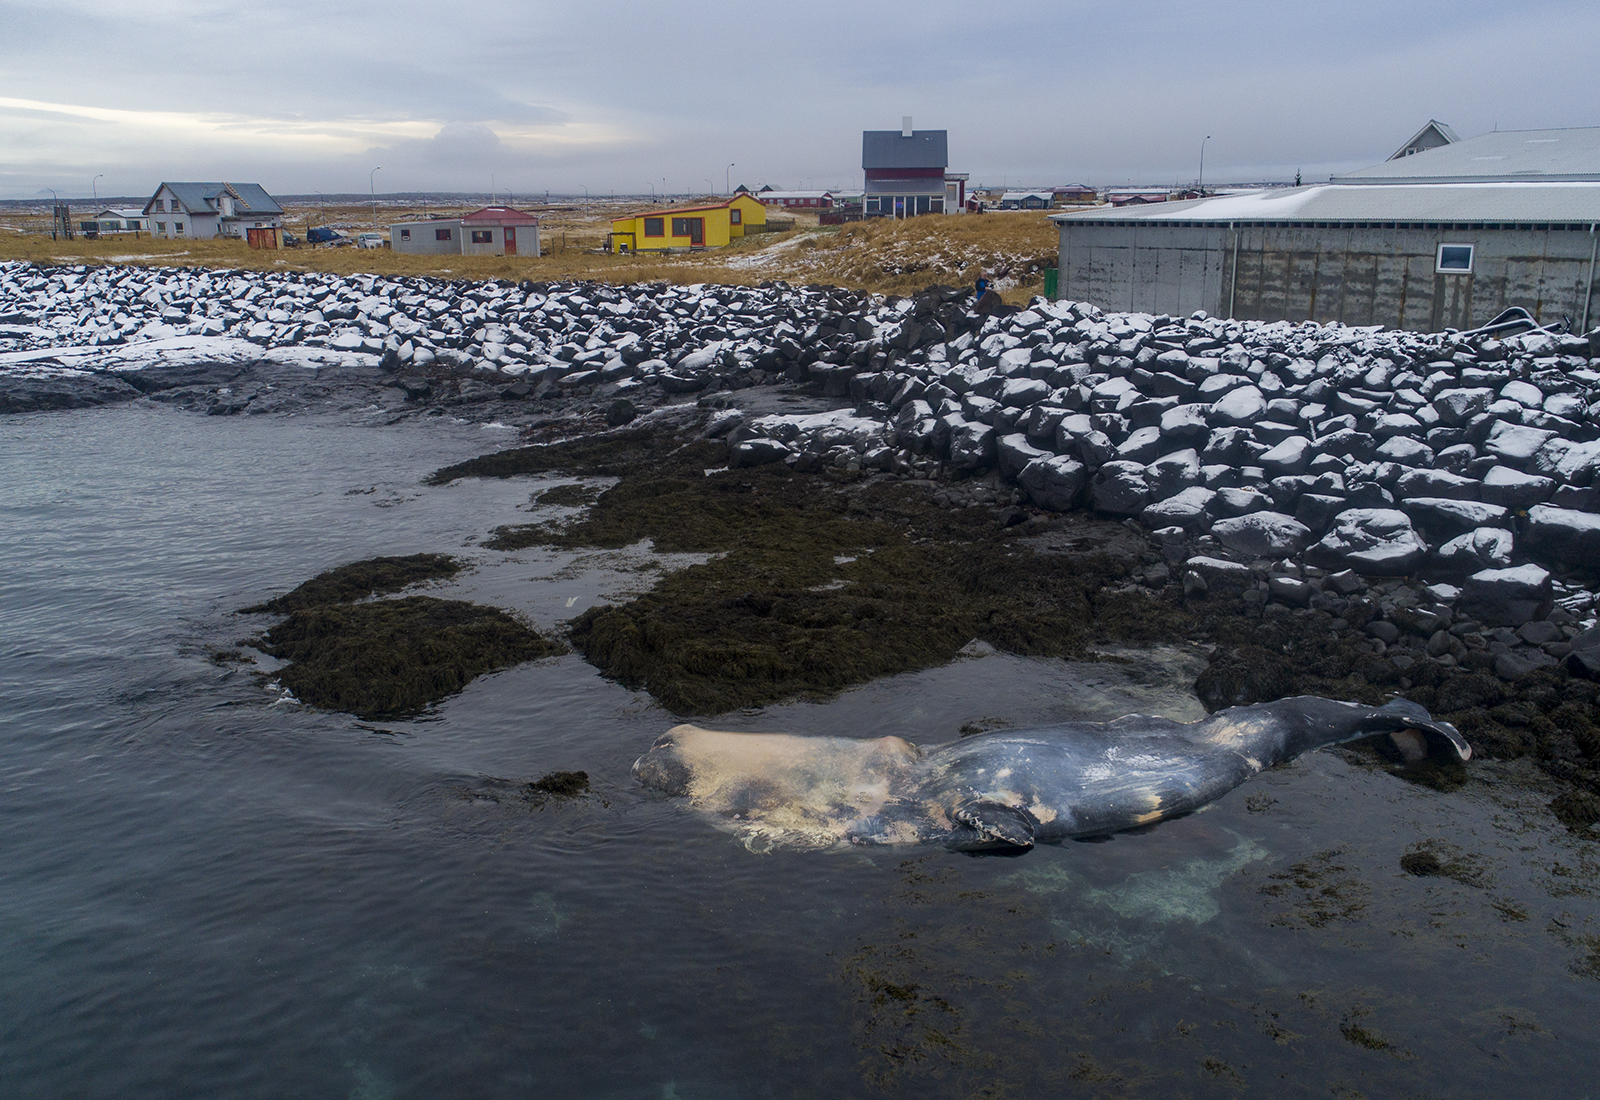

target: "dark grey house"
[863,118,949,217]
[1051,126,1600,332]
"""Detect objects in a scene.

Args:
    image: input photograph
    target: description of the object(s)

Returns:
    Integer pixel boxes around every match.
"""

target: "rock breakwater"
[6,258,1600,708]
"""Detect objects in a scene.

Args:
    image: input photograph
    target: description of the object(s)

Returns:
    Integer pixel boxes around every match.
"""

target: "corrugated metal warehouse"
[1052,126,1600,331]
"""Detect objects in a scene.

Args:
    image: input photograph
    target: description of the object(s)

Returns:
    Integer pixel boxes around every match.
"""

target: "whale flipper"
[947,800,1036,852]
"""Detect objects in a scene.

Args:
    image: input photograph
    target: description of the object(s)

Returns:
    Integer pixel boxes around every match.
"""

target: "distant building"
[863,118,953,217]
[1105,189,1171,206]
[1052,185,1098,207]
[79,207,150,237]
[999,191,1052,210]
[142,182,283,242]
[389,206,540,257]
[755,190,834,209]
[1389,119,1460,160]
[608,194,767,253]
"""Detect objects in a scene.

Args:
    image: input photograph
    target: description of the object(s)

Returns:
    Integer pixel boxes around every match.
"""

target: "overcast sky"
[3,0,1597,201]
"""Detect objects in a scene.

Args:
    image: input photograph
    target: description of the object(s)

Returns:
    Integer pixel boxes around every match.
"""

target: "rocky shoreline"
[6,258,1600,830]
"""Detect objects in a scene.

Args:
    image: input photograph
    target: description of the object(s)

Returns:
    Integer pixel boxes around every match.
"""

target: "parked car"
[306,227,347,245]
[355,233,388,249]
[280,233,301,248]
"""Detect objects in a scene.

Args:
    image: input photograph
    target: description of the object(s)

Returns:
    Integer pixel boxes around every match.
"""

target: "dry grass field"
[0,199,1059,303]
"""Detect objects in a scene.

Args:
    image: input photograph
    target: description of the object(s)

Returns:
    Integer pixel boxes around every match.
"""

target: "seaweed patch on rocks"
[241,554,562,719]
[257,596,562,719]
[242,553,461,613]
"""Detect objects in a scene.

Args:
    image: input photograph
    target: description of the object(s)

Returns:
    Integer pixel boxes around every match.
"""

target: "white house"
[389,206,540,257]
[79,207,151,236]
[142,182,284,240]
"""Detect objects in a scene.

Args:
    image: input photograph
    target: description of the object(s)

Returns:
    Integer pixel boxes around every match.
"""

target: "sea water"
[2,404,1597,1099]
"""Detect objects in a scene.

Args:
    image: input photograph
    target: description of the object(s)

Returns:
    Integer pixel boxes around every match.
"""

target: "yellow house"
[609,194,767,253]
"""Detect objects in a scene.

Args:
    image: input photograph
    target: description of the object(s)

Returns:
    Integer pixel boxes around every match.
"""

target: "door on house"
[504,226,517,255]
[689,218,703,245]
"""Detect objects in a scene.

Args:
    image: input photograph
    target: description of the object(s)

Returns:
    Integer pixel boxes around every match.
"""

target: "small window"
[155,222,166,232]
[729,208,741,225]
[471,229,493,243]
[643,217,664,237]
[174,222,184,235]
[400,228,410,241]
[671,217,691,236]
[1437,243,1474,274]
[436,228,453,241]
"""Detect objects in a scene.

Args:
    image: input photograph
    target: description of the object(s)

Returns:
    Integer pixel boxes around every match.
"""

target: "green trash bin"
[1043,267,1058,299]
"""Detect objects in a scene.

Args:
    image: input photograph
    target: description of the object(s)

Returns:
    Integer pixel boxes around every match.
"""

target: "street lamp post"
[92,174,103,205]
[703,178,714,198]
[726,163,734,195]
[1197,136,1211,197]
[47,187,58,239]
[369,166,382,230]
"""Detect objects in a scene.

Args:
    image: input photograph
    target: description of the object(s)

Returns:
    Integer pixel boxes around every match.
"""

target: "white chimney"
[902,116,913,138]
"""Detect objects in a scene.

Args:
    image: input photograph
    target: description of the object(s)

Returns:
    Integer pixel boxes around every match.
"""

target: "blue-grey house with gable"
[142,182,285,240]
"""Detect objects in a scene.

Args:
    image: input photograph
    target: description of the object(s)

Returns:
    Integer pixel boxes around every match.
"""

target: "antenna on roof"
[902,116,913,138]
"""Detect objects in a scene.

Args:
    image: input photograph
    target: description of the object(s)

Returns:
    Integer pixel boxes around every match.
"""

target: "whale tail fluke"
[1364,699,1472,763]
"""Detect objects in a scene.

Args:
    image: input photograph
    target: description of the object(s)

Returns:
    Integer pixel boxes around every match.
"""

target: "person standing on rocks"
[973,272,1004,317]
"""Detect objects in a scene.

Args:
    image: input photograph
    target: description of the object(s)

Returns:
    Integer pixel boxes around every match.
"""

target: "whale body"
[631,696,1470,852]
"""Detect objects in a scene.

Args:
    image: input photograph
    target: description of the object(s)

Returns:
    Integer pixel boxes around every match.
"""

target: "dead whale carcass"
[631,697,1470,853]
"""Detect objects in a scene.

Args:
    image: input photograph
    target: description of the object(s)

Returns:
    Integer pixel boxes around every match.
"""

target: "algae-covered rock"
[244,553,460,614]
[262,596,562,718]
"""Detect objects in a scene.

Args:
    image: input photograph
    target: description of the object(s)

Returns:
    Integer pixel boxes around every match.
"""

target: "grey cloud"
[3,0,1599,197]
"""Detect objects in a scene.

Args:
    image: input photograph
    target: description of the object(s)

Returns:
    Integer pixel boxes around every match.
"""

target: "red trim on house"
[622,196,756,219]
[461,206,540,225]
[865,167,945,180]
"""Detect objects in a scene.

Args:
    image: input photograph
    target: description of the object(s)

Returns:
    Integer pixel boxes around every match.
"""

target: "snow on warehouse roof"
[1335,126,1600,183]
[1050,182,1600,225]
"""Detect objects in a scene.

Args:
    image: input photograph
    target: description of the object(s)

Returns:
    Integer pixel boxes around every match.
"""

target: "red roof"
[461,206,540,225]
[616,196,756,219]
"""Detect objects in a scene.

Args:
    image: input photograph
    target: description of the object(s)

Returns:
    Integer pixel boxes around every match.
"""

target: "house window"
[729,209,741,225]
[471,230,493,243]
[644,218,664,237]
[174,222,184,235]
[1436,243,1474,274]
[671,218,692,236]
[436,228,453,241]
[155,221,166,233]
[400,228,411,241]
